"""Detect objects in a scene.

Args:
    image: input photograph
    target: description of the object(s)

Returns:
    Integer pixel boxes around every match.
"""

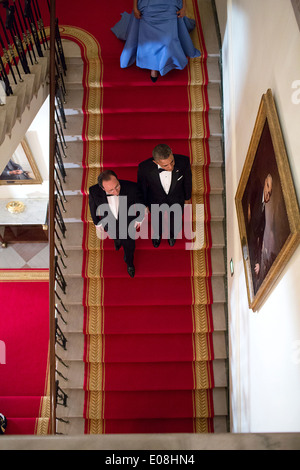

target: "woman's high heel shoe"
[150,70,158,82]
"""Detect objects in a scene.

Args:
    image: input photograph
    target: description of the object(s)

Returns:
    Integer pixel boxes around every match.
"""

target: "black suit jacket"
[137,154,192,209]
[89,180,143,237]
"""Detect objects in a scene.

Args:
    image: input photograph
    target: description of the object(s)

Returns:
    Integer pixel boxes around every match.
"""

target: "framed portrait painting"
[0,139,42,185]
[235,89,300,311]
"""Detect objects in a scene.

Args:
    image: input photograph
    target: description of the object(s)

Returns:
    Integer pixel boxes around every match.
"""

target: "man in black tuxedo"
[137,143,192,247]
[246,173,273,292]
[89,170,143,277]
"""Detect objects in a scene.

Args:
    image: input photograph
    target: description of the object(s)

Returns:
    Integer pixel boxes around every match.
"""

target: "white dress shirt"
[158,166,172,194]
[107,194,119,219]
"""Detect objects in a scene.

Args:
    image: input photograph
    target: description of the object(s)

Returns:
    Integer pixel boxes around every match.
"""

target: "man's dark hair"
[98,170,118,189]
[152,144,172,162]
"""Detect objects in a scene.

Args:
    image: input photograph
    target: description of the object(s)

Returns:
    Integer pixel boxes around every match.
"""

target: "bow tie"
[158,168,167,173]
[106,194,118,197]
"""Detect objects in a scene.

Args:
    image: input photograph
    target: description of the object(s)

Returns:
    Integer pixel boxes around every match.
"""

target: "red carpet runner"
[57,0,214,433]
[0,270,50,435]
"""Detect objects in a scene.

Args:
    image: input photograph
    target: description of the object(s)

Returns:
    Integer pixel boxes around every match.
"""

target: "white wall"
[217,0,300,432]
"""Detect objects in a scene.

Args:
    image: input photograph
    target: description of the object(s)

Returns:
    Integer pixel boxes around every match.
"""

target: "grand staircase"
[55,0,228,434]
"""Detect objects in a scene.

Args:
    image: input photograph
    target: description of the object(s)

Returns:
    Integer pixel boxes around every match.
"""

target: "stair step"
[62,166,223,195]
[64,56,221,87]
[55,359,227,391]
[56,331,227,363]
[62,110,220,140]
[55,387,227,419]
[59,194,224,223]
[62,137,223,168]
[59,301,227,335]
[62,246,225,277]
[206,56,221,83]
[55,415,228,435]
[57,273,226,306]
[64,83,221,114]
[63,219,225,250]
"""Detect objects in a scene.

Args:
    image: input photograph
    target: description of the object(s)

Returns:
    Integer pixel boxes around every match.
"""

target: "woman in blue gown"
[111,0,201,81]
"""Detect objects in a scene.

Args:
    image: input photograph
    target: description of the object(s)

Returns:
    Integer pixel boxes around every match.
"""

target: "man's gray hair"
[152,144,172,161]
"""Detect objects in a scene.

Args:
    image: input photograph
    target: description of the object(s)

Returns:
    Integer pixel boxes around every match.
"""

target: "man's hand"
[254,263,260,275]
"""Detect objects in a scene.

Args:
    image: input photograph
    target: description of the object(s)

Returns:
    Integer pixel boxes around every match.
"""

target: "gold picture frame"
[235,89,300,311]
[0,139,43,185]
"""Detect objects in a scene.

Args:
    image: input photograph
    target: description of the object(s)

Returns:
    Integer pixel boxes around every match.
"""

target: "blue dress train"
[111,0,201,76]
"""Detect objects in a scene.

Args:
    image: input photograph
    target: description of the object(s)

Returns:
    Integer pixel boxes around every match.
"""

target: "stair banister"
[49,0,56,436]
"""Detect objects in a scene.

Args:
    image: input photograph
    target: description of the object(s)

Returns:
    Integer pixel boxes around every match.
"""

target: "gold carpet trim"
[189,0,214,427]
[0,269,49,281]
[188,58,206,86]
[85,87,102,114]
[84,223,103,251]
[193,390,211,417]
[35,346,51,435]
[58,25,103,165]
[189,112,206,139]
[193,418,211,433]
[191,165,206,194]
[192,277,210,305]
[84,114,103,142]
[88,419,105,434]
[193,333,212,361]
[86,363,104,390]
[190,139,209,166]
[84,278,105,307]
[83,58,102,87]
[189,87,205,112]
[194,362,211,389]
[83,203,93,224]
[85,306,104,334]
[86,391,104,420]
[83,141,103,168]
[192,251,210,278]
[85,251,103,278]
[59,26,100,60]
[38,396,50,421]
[192,305,211,333]
[35,418,50,435]
[86,335,104,363]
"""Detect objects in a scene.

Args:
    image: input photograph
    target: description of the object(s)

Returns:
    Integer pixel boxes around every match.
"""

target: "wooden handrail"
[49,0,56,435]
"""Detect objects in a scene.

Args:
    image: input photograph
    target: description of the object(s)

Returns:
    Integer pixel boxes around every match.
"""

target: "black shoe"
[152,237,161,248]
[168,237,176,247]
[127,265,135,278]
[150,71,158,82]
[114,240,121,251]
